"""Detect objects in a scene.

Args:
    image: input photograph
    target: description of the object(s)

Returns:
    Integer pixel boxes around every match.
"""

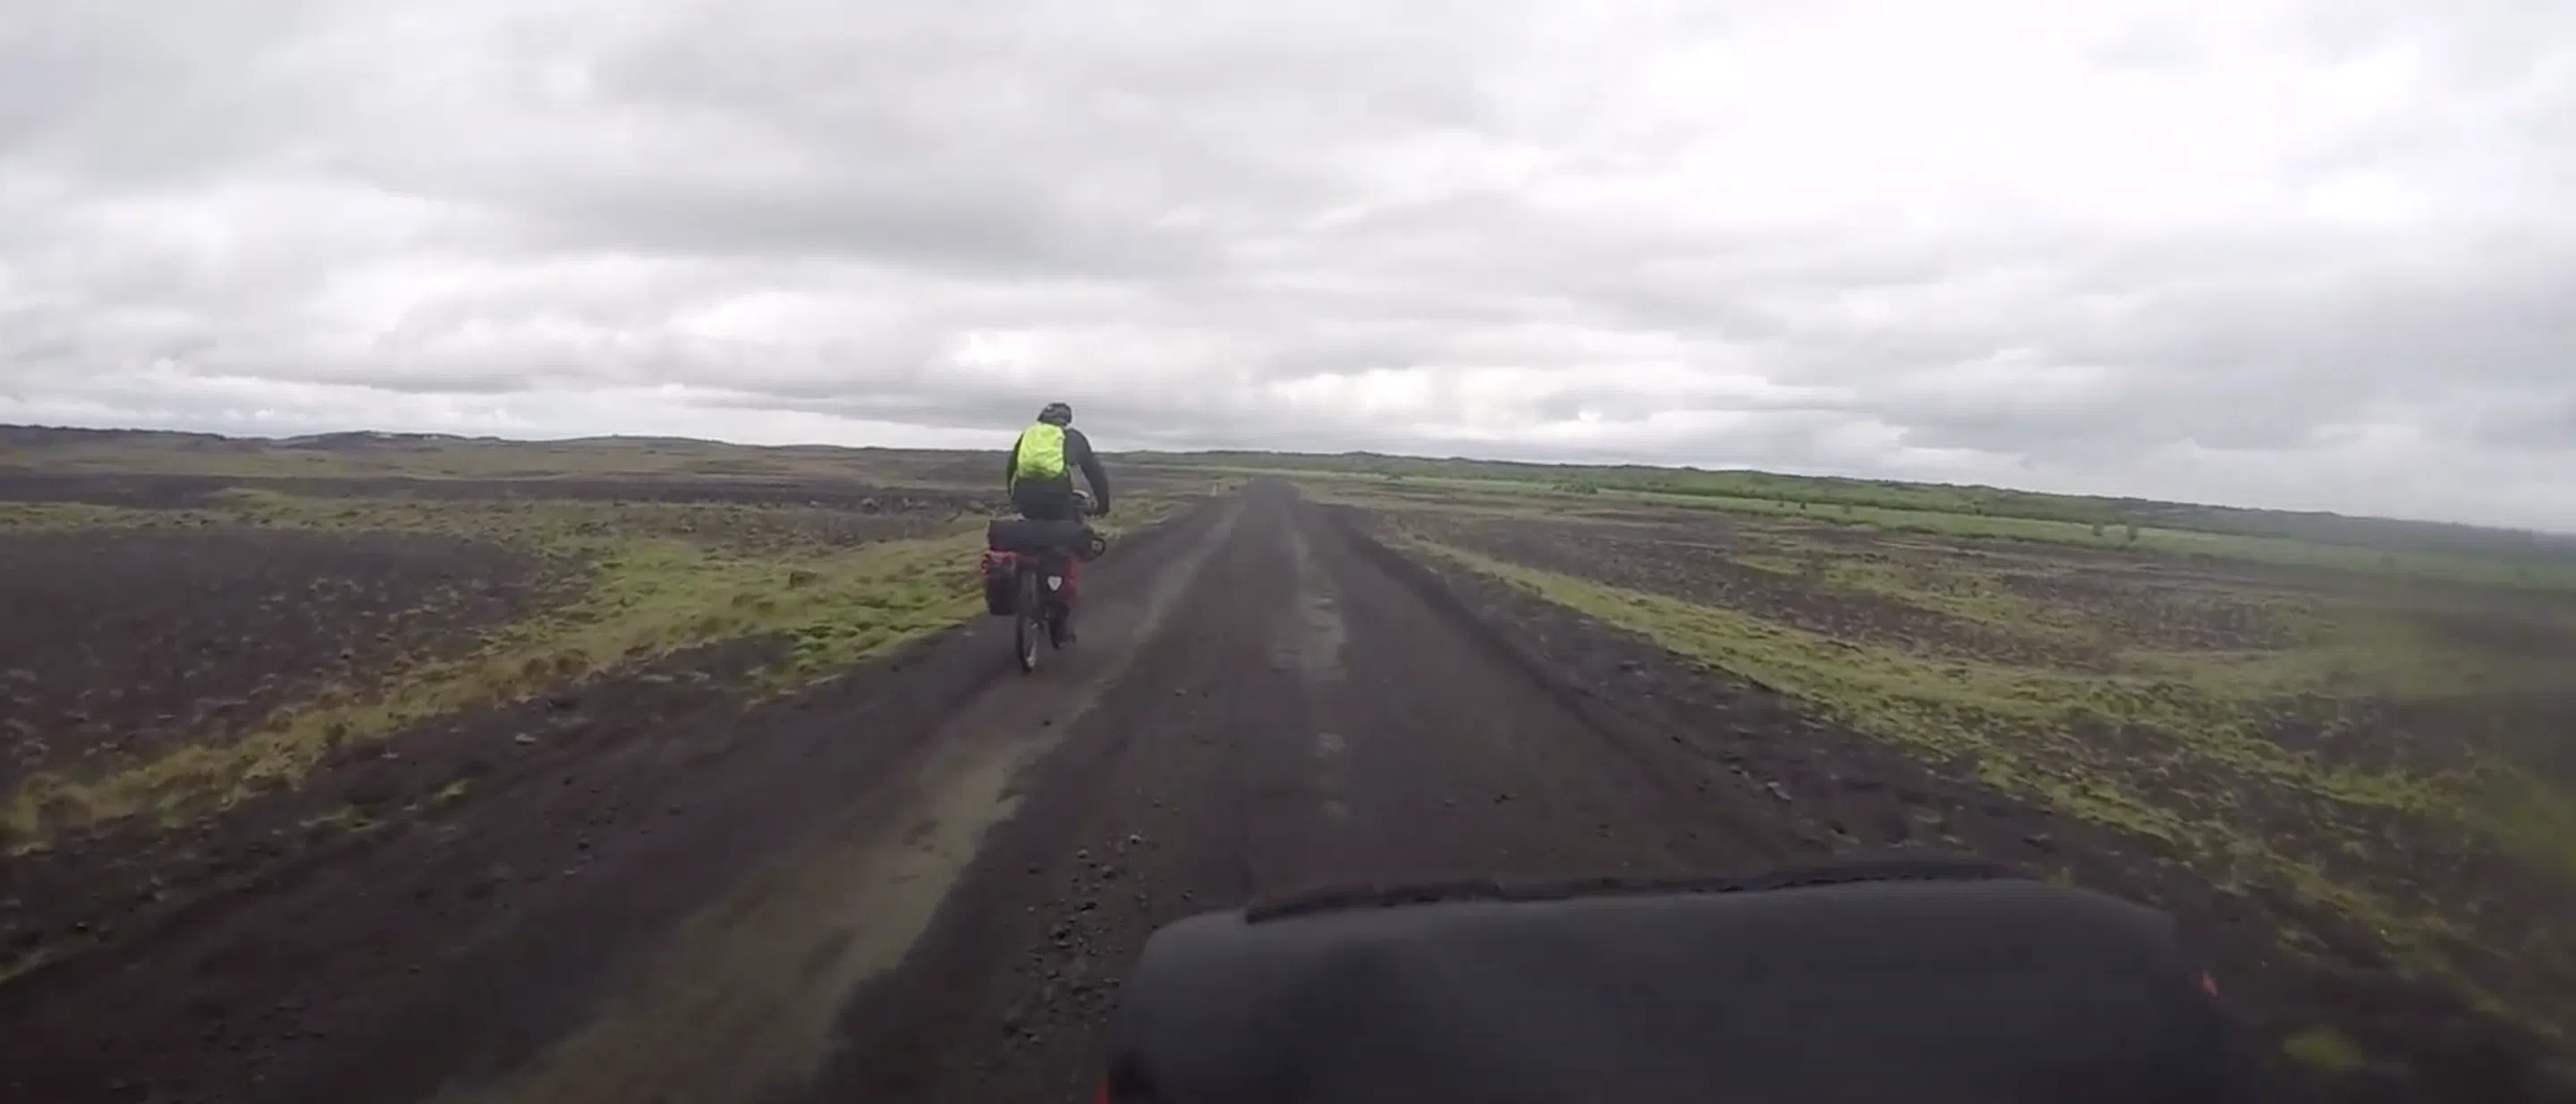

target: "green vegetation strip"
[2281,1026,2371,1074]
[6,528,986,837]
[1292,474,2576,592]
[1400,536,2570,1035]
[4,488,1201,838]
[1410,539,2443,819]
[1146,450,2576,579]
[1614,488,2576,590]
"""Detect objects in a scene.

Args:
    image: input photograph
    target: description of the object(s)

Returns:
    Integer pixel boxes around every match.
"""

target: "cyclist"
[1004,402,1111,638]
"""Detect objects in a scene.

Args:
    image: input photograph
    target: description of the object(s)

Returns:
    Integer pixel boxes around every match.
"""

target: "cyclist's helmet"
[1038,402,1073,426]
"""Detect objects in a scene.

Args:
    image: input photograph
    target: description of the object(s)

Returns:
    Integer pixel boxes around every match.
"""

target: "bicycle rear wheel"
[1013,570,1043,673]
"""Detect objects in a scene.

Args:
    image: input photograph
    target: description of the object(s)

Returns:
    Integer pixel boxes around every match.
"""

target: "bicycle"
[981,505,1107,673]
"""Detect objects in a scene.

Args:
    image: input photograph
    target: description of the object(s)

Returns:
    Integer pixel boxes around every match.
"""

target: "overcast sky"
[4,1,2573,528]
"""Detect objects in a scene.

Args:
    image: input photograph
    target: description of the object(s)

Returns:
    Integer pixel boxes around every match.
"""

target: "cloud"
[4,0,2574,529]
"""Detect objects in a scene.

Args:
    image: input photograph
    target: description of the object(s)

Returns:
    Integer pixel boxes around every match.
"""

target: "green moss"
[1,502,994,837]
[2282,1025,2369,1074]
[1400,535,2572,1040]
[1416,539,2440,810]
[0,502,144,530]
[1807,553,2115,650]
[424,779,474,810]
[1269,463,2576,592]
[1726,553,1807,576]
[4,483,1215,839]
[2468,769,2576,885]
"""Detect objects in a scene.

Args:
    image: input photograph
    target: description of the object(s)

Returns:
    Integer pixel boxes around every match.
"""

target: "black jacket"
[1004,424,1111,511]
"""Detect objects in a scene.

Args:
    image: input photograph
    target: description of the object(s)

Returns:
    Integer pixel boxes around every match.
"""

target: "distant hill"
[0,425,248,450]
[276,430,489,450]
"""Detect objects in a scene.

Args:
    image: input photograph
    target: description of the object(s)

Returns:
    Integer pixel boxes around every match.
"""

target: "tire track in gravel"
[1292,494,1782,888]
[809,480,1788,1103]
[811,481,1321,1103]
[420,500,1244,1104]
[1,479,1826,1104]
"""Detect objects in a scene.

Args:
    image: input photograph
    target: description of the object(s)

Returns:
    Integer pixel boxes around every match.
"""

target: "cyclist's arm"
[1068,428,1111,511]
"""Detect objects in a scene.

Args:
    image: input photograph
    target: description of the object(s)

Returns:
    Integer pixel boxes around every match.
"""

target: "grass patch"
[1726,553,1808,576]
[2282,1025,2370,1074]
[0,502,153,530]
[1286,471,2576,593]
[5,486,1208,838]
[424,778,474,810]
[1144,448,2576,574]
[0,488,1037,835]
[5,527,986,835]
[1399,534,2576,1037]
[1406,539,2446,817]
[2468,769,2576,884]
[1803,552,2114,645]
